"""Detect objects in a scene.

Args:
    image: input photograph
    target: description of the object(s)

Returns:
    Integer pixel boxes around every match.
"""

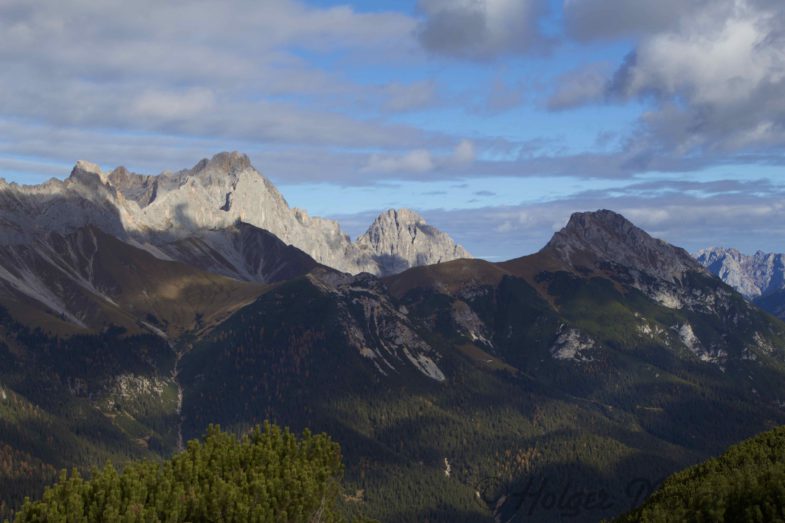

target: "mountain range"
[696,247,785,319]
[0,151,468,278]
[2,154,785,522]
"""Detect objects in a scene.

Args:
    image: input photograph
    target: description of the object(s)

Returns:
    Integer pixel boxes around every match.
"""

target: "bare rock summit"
[356,209,471,276]
[0,152,470,277]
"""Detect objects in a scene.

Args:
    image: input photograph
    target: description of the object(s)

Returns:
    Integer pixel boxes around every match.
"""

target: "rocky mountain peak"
[363,209,427,239]
[696,246,742,265]
[108,166,131,183]
[381,208,426,226]
[0,152,470,277]
[190,151,252,177]
[695,247,785,298]
[546,209,702,283]
[357,208,470,276]
[69,160,109,186]
[561,209,644,241]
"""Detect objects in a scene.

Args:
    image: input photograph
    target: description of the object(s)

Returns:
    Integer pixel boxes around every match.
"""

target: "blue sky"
[1,0,785,259]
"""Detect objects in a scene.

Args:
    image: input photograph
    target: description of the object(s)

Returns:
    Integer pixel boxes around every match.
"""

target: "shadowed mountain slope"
[0,226,267,337]
[3,208,785,522]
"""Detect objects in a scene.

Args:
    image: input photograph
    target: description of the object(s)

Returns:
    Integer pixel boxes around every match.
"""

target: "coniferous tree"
[12,423,348,523]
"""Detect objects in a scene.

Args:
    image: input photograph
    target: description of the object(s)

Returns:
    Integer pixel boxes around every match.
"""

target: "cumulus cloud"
[558,0,785,162]
[416,0,551,59]
[452,139,476,164]
[612,0,785,154]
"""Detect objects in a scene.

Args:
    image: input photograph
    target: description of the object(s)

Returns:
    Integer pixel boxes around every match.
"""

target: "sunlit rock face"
[0,152,470,276]
[696,247,785,299]
[356,208,471,276]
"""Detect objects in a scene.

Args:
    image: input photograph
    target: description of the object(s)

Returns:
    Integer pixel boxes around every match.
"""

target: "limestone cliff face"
[355,209,470,276]
[695,247,785,299]
[0,152,470,276]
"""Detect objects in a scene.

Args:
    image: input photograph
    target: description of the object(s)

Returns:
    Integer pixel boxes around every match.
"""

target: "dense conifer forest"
[9,424,354,523]
[616,425,785,522]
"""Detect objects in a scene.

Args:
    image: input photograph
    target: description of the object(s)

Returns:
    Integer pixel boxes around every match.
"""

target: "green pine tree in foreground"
[615,425,785,522]
[10,423,354,523]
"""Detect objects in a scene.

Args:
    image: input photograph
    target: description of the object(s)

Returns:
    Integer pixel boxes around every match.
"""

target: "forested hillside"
[10,424,351,523]
[5,210,785,521]
[616,425,785,522]
[0,308,178,520]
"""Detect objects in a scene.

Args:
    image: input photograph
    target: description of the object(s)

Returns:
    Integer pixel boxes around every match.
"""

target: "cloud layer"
[1,0,784,257]
[332,177,785,261]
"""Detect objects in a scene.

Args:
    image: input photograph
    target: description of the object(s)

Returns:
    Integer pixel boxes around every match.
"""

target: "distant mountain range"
[0,151,468,278]
[3,154,785,522]
[695,247,785,319]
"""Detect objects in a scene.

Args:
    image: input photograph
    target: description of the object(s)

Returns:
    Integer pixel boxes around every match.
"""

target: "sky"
[1,0,785,260]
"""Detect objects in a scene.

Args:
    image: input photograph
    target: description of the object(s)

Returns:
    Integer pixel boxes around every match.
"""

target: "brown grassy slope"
[0,227,267,337]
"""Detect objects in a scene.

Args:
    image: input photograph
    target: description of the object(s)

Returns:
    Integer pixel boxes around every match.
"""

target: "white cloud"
[589,0,785,155]
[452,140,476,164]
[623,5,785,107]
[364,149,435,174]
[362,140,476,175]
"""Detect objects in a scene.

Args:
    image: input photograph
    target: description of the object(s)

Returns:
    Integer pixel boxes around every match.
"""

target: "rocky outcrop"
[550,326,595,362]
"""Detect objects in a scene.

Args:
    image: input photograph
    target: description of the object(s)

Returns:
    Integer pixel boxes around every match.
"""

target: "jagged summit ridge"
[356,208,471,275]
[696,247,785,298]
[0,152,469,276]
[546,209,702,284]
[71,160,105,179]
